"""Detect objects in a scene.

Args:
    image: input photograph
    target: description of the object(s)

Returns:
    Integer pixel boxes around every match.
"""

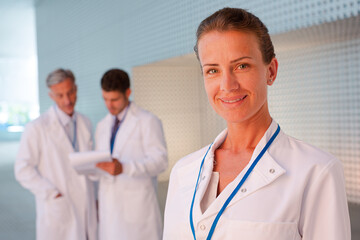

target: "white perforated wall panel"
[270,16,360,203]
[133,56,226,181]
[133,65,203,180]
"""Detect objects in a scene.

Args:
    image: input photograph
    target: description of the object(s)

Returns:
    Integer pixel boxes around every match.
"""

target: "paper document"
[69,150,111,174]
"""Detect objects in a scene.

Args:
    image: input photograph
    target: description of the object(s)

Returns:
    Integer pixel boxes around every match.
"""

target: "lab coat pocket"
[46,196,72,224]
[225,220,300,240]
[123,190,147,223]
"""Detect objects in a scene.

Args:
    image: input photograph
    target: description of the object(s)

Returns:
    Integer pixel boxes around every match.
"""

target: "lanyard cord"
[190,124,280,240]
[72,118,77,150]
[189,143,213,239]
[54,106,77,151]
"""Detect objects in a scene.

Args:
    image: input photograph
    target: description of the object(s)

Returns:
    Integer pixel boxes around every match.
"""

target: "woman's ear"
[267,58,278,86]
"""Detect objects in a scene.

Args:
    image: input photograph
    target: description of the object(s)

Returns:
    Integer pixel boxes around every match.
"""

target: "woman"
[163,8,351,240]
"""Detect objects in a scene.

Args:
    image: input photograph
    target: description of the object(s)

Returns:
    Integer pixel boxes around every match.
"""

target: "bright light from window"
[0,6,38,136]
[7,126,25,132]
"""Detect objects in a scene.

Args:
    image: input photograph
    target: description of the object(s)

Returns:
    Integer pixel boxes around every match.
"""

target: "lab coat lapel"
[190,151,214,223]
[191,131,228,223]
[48,106,74,154]
[176,148,212,224]
[100,114,112,152]
[201,152,285,220]
[112,103,138,158]
[200,121,286,221]
[76,115,91,152]
[70,113,89,192]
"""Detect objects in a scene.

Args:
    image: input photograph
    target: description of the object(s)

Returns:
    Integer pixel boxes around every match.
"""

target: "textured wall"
[133,65,204,180]
[36,0,360,123]
[270,16,360,203]
[35,0,360,202]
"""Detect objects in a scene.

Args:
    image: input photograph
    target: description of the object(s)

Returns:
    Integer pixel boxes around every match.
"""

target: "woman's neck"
[222,112,272,153]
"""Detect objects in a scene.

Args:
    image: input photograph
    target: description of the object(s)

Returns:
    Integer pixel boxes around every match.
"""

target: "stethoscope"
[190,124,280,240]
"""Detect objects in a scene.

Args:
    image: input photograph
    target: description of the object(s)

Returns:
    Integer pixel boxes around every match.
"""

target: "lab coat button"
[269,168,275,174]
[202,176,206,180]
[200,225,206,231]
[241,188,247,193]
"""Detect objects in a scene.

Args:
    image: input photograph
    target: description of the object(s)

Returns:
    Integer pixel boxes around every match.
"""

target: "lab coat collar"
[192,120,286,222]
[76,114,92,152]
[114,102,130,123]
[48,106,76,153]
[54,104,76,127]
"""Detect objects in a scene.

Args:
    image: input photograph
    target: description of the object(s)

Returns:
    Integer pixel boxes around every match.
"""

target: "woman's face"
[198,30,278,124]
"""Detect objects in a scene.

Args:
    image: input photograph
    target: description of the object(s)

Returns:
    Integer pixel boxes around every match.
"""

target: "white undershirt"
[113,102,130,126]
[54,105,77,149]
[200,171,219,213]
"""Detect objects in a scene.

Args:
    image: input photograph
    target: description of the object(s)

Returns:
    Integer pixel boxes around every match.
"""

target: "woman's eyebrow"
[202,56,253,67]
[230,56,252,63]
[202,63,218,67]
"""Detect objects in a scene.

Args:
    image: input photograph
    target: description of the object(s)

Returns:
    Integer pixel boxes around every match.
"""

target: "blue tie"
[110,117,120,154]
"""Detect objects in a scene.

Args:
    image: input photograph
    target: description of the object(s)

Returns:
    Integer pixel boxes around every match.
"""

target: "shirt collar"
[114,102,130,121]
[54,104,76,126]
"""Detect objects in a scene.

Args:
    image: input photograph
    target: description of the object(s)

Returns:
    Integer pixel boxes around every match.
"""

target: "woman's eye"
[207,69,217,74]
[237,64,248,70]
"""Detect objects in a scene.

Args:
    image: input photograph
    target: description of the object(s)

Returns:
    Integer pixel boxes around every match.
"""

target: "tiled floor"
[1,141,359,239]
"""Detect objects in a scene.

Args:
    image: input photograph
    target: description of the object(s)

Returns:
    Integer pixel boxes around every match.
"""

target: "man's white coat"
[15,106,97,240]
[95,102,168,240]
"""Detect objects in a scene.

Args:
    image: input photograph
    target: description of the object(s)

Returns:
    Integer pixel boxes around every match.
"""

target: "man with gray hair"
[15,68,97,240]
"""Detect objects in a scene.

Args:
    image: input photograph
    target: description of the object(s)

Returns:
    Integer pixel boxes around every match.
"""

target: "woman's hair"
[194,7,275,64]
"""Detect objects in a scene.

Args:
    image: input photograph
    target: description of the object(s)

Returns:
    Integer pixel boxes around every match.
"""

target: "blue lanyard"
[190,124,280,240]
[54,106,77,151]
[72,119,77,151]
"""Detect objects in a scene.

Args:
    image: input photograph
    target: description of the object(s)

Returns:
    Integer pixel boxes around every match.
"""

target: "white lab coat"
[163,120,351,240]
[95,102,168,240]
[15,106,97,240]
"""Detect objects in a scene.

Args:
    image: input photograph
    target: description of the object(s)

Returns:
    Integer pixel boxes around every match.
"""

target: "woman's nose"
[220,71,239,92]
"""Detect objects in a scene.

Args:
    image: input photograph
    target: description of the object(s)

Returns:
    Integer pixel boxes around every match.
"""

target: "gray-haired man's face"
[49,78,77,116]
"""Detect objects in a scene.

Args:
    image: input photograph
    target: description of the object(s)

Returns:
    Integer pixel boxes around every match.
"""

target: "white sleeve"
[94,122,102,151]
[14,123,58,200]
[299,159,351,240]
[162,165,180,239]
[88,123,103,181]
[122,116,168,177]
[84,116,94,150]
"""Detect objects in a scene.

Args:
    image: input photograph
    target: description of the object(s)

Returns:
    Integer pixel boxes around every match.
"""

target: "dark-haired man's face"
[102,89,131,116]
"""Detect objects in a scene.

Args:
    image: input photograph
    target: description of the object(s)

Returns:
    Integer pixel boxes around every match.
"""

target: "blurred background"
[0,0,359,239]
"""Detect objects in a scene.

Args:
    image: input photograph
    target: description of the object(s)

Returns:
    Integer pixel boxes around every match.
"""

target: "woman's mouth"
[220,95,247,103]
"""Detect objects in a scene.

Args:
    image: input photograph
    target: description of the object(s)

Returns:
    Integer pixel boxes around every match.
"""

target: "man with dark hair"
[95,68,168,240]
[15,68,97,240]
